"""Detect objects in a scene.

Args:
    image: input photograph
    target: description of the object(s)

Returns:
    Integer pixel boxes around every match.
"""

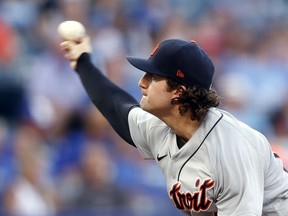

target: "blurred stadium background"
[0,0,288,215]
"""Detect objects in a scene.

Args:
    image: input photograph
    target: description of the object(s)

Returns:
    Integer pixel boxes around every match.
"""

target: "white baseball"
[57,20,86,41]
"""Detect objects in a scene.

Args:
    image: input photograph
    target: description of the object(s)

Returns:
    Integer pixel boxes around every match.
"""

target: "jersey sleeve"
[128,107,170,160]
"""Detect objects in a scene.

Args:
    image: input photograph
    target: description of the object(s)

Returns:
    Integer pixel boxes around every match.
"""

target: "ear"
[172,85,186,98]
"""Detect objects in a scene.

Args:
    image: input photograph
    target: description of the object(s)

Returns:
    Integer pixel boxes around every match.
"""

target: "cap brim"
[126,56,165,76]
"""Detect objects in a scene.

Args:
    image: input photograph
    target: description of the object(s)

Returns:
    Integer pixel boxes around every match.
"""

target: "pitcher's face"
[138,73,176,117]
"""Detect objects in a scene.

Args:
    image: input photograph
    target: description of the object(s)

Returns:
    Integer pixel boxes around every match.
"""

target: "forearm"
[76,53,138,146]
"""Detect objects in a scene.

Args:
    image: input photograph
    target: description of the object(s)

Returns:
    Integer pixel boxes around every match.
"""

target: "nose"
[138,73,149,89]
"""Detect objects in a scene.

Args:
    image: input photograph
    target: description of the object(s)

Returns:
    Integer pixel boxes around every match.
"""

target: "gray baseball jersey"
[128,107,288,215]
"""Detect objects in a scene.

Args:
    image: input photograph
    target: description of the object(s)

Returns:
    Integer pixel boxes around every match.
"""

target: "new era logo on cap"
[126,39,214,89]
[176,69,185,78]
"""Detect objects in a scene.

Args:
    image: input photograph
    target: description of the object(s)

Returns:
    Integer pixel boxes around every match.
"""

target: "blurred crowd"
[0,0,288,215]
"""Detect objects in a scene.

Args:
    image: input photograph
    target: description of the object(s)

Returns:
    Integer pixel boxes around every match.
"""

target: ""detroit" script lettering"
[169,178,215,212]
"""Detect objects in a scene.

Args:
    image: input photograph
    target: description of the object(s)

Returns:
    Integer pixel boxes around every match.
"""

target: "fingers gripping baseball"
[57,20,92,69]
[60,36,92,60]
[61,36,92,69]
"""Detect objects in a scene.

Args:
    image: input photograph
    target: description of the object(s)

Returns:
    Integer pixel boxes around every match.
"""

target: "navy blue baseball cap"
[126,39,214,90]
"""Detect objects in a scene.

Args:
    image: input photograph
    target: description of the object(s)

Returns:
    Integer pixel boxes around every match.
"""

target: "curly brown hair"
[167,78,221,121]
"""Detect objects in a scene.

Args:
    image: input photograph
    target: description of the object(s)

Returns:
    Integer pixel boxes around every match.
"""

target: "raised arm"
[61,37,138,146]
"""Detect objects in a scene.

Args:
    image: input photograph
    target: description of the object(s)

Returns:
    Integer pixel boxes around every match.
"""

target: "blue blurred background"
[0,0,288,215]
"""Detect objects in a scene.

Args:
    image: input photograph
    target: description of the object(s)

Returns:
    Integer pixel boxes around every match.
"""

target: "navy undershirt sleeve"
[75,53,138,146]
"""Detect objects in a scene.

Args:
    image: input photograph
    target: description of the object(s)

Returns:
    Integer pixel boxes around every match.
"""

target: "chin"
[139,102,146,110]
[140,101,149,112]
[139,98,145,108]
[140,98,156,114]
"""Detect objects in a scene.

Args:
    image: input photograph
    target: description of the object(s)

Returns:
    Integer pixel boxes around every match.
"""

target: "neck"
[161,112,203,142]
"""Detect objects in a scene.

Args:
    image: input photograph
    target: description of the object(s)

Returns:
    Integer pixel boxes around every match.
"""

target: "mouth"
[142,91,147,97]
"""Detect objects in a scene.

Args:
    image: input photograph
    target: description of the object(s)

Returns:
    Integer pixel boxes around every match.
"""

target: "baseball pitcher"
[61,36,288,215]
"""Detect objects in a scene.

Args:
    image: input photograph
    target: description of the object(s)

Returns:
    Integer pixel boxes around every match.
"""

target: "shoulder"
[206,108,271,171]
[128,107,166,128]
[208,108,265,141]
[127,107,172,159]
[128,107,171,140]
[204,108,271,163]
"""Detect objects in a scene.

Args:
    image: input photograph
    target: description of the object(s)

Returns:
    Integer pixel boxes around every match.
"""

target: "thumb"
[70,60,77,70]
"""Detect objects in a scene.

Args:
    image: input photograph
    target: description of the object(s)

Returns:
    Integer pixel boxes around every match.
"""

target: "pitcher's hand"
[60,36,92,69]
